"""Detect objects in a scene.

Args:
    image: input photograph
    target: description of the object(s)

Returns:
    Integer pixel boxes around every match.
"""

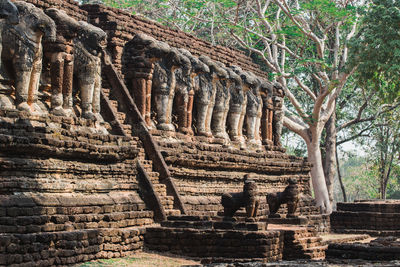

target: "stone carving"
[123,33,171,127]
[44,8,80,117]
[260,80,274,145]
[212,62,230,140]
[244,73,262,146]
[152,48,184,131]
[176,49,209,135]
[0,0,19,84]
[196,55,227,137]
[0,0,19,22]
[221,174,260,222]
[267,178,299,218]
[1,1,56,113]
[73,21,107,120]
[227,67,245,144]
[272,82,285,147]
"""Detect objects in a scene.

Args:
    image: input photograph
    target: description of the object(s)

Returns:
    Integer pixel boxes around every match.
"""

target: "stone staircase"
[101,80,181,219]
[138,156,181,217]
[281,226,327,260]
[102,87,132,136]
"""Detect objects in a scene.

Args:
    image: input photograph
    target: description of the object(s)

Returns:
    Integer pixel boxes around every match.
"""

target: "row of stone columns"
[123,33,285,147]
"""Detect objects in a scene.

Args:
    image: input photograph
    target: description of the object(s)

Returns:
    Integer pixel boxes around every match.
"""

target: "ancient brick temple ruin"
[0,0,330,266]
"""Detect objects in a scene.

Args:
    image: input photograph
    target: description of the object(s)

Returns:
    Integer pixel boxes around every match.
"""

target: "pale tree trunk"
[307,137,333,214]
[323,107,336,205]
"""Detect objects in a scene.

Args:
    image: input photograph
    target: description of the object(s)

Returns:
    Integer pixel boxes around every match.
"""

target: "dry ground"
[76,251,200,267]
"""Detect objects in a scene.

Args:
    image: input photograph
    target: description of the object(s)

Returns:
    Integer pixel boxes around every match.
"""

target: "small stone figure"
[44,8,81,117]
[73,21,107,121]
[272,82,285,147]
[1,1,56,114]
[221,174,260,222]
[226,67,245,144]
[267,178,300,218]
[260,80,274,145]
[176,49,209,135]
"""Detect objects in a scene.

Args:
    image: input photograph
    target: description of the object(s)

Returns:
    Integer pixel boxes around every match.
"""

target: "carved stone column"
[260,80,274,145]
[272,82,285,147]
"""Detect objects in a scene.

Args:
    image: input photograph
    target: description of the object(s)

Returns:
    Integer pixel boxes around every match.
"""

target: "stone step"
[165,209,181,217]
[146,171,160,179]
[153,184,167,195]
[102,88,111,97]
[141,161,153,169]
[122,124,132,136]
[116,112,126,122]
[304,245,328,254]
[109,99,119,110]
[295,236,323,248]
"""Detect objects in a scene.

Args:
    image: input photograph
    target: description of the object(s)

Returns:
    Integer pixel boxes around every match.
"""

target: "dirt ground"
[76,251,200,267]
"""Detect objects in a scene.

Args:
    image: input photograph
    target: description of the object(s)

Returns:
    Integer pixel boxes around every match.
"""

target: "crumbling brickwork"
[331,201,400,236]
[0,111,154,266]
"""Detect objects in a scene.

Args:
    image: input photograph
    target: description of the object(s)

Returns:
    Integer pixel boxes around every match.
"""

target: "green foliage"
[349,0,400,100]
[337,156,380,201]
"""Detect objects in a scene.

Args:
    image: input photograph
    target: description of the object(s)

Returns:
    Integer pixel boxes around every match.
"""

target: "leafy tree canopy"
[349,0,400,101]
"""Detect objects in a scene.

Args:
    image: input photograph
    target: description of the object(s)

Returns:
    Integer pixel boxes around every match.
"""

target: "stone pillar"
[260,81,274,145]
[272,82,285,147]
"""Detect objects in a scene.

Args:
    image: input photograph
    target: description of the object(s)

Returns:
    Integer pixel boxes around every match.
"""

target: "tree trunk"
[307,139,333,214]
[335,146,347,202]
[323,108,336,204]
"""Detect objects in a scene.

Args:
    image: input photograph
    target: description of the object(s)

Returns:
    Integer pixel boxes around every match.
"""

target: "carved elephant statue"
[2,1,56,113]
[152,47,183,131]
[212,62,230,140]
[0,0,19,87]
[226,67,245,144]
[0,0,19,23]
[176,48,209,135]
[44,8,81,117]
[196,55,227,137]
[73,21,107,121]
[122,33,171,127]
[245,74,262,147]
